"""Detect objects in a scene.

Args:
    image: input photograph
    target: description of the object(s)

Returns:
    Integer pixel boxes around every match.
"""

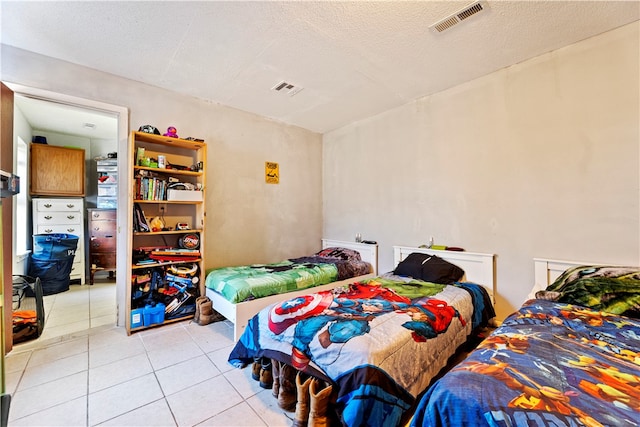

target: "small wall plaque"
[265,161,279,184]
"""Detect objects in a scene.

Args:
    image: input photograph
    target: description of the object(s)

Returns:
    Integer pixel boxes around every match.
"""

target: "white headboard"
[393,246,496,304]
[322,239,378,275]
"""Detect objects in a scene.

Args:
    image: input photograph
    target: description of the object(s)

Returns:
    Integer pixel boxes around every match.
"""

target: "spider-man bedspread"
[228,275,494,426]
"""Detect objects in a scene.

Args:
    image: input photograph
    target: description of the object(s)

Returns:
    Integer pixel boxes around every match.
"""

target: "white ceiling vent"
[429,1,488,33]
[271,81,304,97]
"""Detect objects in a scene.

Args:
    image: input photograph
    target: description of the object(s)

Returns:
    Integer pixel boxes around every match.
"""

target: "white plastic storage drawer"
[98,184,117,197]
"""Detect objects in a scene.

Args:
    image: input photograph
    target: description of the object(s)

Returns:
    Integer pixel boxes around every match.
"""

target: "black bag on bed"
[393,253,464,284]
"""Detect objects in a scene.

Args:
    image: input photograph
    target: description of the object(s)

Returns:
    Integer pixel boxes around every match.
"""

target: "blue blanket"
[411,299,640,427]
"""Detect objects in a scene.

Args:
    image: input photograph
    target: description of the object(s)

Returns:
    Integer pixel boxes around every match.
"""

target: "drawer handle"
[93,213,100,218]
[44,215,52,220]
[67,204,75,208]
[67,228,75,233]
[67,215,75,220]
[44,203,52,208]
[45,229,52,233]
[93,227,100,231]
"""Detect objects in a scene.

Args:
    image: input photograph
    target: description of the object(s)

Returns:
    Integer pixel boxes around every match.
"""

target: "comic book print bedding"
[205,252,371,304]
[410,298,640,427]
[229,275,495,426]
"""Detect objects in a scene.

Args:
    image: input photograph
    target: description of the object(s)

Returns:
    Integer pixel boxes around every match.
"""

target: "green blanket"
[536,265,640,318]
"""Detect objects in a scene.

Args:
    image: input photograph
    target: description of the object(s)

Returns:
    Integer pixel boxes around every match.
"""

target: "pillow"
[315,247,362,261]
[393,253,464,284]
[536,265,640,318]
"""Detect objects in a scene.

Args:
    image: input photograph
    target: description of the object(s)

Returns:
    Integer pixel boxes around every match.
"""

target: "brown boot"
[198,297,215,326]
[272,359,281,399]
[292,372,312,427]
[259,358,273,389]
[194,296,208,324]
[251,358,261,381]
[309,378,333,427]
[278,363,297,412]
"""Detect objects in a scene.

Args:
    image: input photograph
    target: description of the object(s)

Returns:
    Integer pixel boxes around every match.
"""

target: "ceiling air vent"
[429,1,488,33]
[271,80,304,97]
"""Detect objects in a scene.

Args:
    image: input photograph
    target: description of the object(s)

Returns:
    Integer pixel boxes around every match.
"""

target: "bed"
[410,259,640,427]
[205,239,379,341]
[228,245,497,426]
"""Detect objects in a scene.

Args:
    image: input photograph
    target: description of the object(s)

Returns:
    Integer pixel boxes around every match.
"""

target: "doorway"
[4,82,129,340]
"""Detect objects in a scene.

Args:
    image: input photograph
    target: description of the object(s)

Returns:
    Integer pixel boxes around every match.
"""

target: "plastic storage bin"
[131,308,144,328]
[143,303,165,326]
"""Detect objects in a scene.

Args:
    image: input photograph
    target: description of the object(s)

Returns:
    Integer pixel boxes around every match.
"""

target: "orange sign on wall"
[265,161,279,184]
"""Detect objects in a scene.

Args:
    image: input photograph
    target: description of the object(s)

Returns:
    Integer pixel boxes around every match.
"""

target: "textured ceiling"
[2,1,639,134]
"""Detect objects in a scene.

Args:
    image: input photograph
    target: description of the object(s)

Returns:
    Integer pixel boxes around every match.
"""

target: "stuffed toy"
[163,126,179,138]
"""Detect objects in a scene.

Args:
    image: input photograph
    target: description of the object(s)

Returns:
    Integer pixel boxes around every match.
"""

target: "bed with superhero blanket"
[410,262,640,427]
[228,246,496,427]
[205,239,379,341]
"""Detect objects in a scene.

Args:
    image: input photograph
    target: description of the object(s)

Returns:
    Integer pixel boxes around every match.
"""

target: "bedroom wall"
[323,22,640,320]
[1,45,323,268]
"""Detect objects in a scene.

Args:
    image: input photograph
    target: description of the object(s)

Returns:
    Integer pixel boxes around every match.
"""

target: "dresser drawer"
[90,253,116,269]
[36,211,82,226]
[89,209,117,221]
[90,235,116,252]
[37,224,83,235]
[35,199,82,212]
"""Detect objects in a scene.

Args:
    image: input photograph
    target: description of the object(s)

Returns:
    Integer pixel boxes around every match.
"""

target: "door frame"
[2,82,130,328]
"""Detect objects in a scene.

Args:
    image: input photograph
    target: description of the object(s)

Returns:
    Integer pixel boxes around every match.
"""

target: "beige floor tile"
[98,398,177,426]
[88,373,164,426]
[8,396,87,427]
[155,354,221,396]
[88,325,133,350]
[89,352,153,393]
[206,347,236,374]
[45,309,90,327]
[223,363,264,400]
[89,333,147,368]
[90,313,117,328]
[27,336,88,367]
[4,349,32,373]
[145,340,205,371]
[165,376,244,427]
[245,389,293,427]
[198,401,267,426]
[9,371,88,421]
[38,319,91,341]
[19,352,88,390]
[184,321,234,353]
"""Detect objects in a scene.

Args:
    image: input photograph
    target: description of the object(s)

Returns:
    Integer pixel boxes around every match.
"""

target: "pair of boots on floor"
[252,358,335,427]
[194,296,224,326]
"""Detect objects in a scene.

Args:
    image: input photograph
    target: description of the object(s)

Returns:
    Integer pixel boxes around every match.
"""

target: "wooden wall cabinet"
[30,144,85,196]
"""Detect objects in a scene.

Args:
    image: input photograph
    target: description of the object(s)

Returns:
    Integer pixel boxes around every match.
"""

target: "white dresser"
[32,198,85,284]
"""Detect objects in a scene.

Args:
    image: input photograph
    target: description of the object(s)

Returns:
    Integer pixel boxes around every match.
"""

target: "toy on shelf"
[164,126,179,138]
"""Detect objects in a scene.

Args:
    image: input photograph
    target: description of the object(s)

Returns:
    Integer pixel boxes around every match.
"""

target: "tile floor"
[4,278,293,426]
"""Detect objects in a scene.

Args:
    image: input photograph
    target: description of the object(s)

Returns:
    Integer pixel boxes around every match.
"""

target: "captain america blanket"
[410,299,640,427]
[228,275,495,427]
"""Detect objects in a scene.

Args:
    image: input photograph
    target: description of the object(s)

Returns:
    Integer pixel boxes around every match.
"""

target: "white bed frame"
[207,239,378,341]
[393,246,497,304]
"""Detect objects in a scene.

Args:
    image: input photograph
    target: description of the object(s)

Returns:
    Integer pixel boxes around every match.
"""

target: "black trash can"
[29,234,79,295]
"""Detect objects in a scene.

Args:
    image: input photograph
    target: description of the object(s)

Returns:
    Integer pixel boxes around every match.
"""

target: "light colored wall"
[1,45,323,268]
[323,22,640,320]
